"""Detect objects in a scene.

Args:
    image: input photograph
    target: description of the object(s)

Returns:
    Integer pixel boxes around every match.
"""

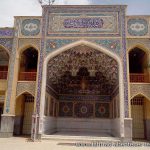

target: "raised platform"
[42,131,121,142]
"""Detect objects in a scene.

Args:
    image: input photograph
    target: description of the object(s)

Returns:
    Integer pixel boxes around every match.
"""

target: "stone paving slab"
[0,137,150,150]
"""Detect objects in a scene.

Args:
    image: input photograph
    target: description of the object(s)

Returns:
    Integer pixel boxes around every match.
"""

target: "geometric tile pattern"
[58,101,110,118]
[127,18,148,36]
[0,28,14,37]
[46,39,121,56]
[0,38,13,53]
[74,102,94,118]
[59,102,73,117]
[95,103,110,118]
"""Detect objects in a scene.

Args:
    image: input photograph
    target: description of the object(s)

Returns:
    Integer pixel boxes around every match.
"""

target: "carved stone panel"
[18,38,40,50]
[130,83,150,100]
[16,82,36,97]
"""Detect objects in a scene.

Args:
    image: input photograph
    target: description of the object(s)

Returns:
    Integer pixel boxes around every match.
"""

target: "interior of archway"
[19,47,38,81]
[0,46,9,128]
[44,45,120,136]
[14,93,34,135]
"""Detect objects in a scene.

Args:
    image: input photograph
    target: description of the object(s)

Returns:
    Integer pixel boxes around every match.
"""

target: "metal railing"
[19,72,37,81]
[0,71,8,79]
[130,73,149,83]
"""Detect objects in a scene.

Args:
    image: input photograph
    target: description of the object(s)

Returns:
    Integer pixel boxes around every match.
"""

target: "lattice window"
[131,97,144,105]
[25,94,34,103]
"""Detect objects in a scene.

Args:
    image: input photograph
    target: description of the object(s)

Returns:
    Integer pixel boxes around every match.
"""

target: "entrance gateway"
[1,5,139,141]
[41,43,122,137]
[37,5,128,140]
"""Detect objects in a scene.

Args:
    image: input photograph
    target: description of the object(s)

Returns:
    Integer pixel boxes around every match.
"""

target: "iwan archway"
[40,40,124,138]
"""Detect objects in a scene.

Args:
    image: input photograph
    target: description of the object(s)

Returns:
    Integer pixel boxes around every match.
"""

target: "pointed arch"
[16,91,35,99]
[18,45,39,81]
[130,93,149,139]
[18,44,39,56]
[130,93,150,101]
[39,39,125,138]
[128,44,149,56]
[0,44,10,80]
[14,91,34,135]
[128,44,149,75]
[45,40,121,64]
[0,44,10,57]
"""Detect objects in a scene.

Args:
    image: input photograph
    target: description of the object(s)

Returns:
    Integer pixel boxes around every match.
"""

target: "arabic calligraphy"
[64,18,104,28]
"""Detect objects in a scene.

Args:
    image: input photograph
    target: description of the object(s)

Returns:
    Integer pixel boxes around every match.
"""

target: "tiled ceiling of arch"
[47,45,118,95]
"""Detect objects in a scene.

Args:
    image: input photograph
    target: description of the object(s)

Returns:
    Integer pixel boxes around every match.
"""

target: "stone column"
[0,19,19,137]
[121,7,132,142]
[0,53,19,137]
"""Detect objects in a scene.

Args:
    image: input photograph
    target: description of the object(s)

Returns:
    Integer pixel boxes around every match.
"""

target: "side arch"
[130,93,150,101]
[128,44,150,55]
[130,93,150,139]
[14,91,35,135]
[0,44,10,56]
[18,44,39,56]
[16,91,35,99]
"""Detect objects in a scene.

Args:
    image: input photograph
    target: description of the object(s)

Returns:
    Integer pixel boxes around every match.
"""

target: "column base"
[31,114,40,141]
[123,118,132,142]
[0,114,15,138]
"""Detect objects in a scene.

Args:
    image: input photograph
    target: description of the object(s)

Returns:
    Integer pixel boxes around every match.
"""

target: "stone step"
[42,133,121,142]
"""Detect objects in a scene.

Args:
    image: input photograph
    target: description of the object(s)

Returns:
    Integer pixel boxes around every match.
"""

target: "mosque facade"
[0,5,150,141]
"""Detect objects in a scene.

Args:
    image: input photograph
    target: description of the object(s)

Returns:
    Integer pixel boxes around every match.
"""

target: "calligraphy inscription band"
[64,18,104,28]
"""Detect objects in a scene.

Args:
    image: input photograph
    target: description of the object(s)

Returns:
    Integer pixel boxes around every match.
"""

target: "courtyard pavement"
[0,137,150,150]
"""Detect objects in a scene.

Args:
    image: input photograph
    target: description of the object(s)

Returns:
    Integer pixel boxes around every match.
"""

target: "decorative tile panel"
[48,12,119,37]
[57,101,110,118]
[95,103,110,118]
[0,28,14,37]
[59,95,111,101]
[16,82,36,97]
[127,18,148,36]
[36,8,48,115]
[46,39,76,53]
[121,9,129,118]
[0,38,13,53]
[74,102,93,118]
[46,39,121,56]
[21,19,41,36]
[59,102,73,117]
[91,39,121,56]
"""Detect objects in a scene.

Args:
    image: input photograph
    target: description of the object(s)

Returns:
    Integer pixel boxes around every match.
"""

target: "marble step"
[42,132,121,142]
